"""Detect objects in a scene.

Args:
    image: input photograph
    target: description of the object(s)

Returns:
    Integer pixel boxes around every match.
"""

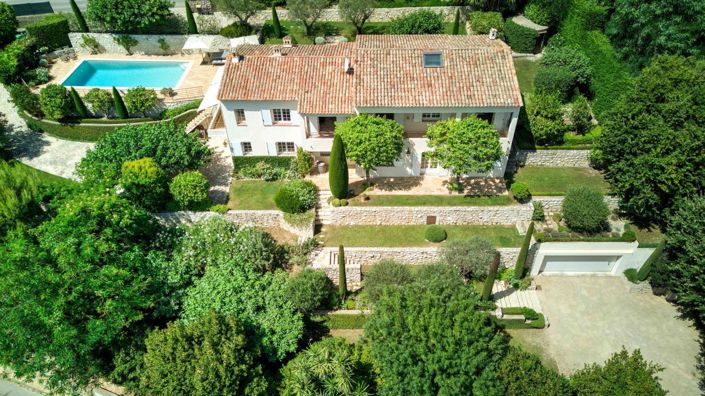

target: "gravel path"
[1,85,93,180]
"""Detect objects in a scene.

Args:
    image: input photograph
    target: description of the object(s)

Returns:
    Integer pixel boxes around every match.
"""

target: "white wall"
[530,242,654,276]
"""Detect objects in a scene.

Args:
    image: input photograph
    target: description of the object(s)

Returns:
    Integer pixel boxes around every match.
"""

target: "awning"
[198,65,225,111]
[182,35,230,52]
[229,35,259,49]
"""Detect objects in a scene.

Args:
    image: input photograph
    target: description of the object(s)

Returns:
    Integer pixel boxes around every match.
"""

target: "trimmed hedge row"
[504,18,538,54]
[26,14,70,51]
[232,156,295,171]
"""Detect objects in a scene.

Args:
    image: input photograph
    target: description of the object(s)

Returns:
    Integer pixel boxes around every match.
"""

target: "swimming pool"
[61,60,192,89]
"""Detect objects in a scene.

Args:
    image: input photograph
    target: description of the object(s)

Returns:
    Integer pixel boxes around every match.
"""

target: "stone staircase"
[492,280,543,313]
[316,190,332,225]
[184,109,211,134]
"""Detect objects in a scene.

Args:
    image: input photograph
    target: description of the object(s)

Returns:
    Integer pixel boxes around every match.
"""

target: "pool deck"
[46,54,219,103]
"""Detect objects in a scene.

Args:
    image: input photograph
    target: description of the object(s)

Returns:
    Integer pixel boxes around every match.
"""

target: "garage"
[540,255,619,274]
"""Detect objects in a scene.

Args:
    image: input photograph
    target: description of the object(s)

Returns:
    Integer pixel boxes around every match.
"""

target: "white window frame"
[241,142,252,155]
[272,109,292,124]
[276,142,296,155]
[235,109,246,125]
[421,113,441,122]
[423,52,443,68]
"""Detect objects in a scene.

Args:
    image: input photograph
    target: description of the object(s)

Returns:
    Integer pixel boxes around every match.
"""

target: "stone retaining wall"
[248,6,459,25]
[533,196,619,215]
[155,210,315,239]
[310,246,523,289]
[512,149,591,168]
[69,33,217,55]
[327,205,533,225]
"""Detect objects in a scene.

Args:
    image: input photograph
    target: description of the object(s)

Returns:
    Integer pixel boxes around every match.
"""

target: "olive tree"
[338,0,376,33]
[286,0,329,36]
[211,0,267,26]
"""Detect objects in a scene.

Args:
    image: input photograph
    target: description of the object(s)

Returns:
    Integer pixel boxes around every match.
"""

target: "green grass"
[513,58,538,94]
[348,194,514,207]
[631,224,664,246]
[8,160,76,187]
[319,225,523,247]
[312,313,368,329]
[376,0,448,7]
[508,166,609,195]
[228,180,283,210]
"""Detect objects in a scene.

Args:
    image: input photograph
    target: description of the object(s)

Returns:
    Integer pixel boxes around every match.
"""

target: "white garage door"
[541,255,619,273]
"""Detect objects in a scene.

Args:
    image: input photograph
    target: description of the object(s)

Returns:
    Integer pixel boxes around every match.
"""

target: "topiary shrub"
[69,87,88,118]
[329,134,349,199]
[514,221,534,279]
[120,157,168,211]
[26,14,70,51]
[440,237,496,280]
[285,269,336,315]
[314,36,325,45]
[468,11,504,35]
[510,181,531,202]
[169,171,210,209]
[363,260,414,305]
[112,87,128,119]
[504,18,539,53]
[274,179,317,214]
[424,225,447,243]
[562,185,609,233]
[389,10,444,34]
[623,268,638,283]
[39,84,72,121]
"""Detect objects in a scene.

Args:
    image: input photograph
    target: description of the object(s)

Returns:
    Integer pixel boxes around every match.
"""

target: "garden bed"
[507,166,609,195]
[311,313,368,330]
[318,225,523,247]
[227,180,284,210]
[348,194,514,207]
[495,307,546,329]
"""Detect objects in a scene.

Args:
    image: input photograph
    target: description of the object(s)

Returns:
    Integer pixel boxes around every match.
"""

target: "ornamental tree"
[440,236,497,280]
[284,269,336,315]
[365,281,507,395]
[591,56,705,228]
[112,86,128,118]
[335,114,404,183]
[338,0,376,34]
[211,0,267,26]
[388,9,444,34]
[362,260,414,305]
[329,134,348,199]
[69,87,88,118]
[287,0,329,36]
[185,0,198,34]
[280,337,374,396]
[139,311,269,396]
[0,160,41,232]
[426,116,502,183]
[0,1,18,47]
[86,0,172,33]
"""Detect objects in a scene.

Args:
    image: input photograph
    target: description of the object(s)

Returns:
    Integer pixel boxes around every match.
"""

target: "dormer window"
[423,52,443,68]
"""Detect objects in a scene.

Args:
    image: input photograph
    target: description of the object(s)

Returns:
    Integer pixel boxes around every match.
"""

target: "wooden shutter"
[261,110,273,126]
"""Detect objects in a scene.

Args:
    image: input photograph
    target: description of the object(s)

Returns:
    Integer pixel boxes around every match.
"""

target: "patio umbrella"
[182,35,230,52]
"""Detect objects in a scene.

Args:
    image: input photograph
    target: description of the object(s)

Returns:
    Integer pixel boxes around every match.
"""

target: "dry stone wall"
[511,149,591,168]
[248,6,459,25]
[155,210,314,238]
[532,196,618,215]
[69,33,222,55]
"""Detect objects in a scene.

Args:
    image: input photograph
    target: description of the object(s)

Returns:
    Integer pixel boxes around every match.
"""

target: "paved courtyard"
[534,276,700,396]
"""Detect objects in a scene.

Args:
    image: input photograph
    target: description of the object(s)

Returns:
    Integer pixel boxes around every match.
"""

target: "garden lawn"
[349,194,513,207]
[228,180,283,210]
[319,225,522,247]
[513,58,538,94]
[631,224,664,246]
[509,166,609,195]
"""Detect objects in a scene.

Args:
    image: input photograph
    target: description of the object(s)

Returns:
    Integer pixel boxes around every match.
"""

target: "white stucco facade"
[530,242,654,277]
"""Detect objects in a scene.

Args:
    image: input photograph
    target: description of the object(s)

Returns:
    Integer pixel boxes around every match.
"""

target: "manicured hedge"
[636,240,665,281]
[232,156,295,171]
[504,18,538,54]
[26,14,71,51]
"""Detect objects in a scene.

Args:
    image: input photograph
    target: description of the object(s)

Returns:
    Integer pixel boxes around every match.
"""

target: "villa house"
[215,34,523,177]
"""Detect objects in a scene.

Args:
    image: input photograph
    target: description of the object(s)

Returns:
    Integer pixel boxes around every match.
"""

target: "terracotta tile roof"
[218,35,522,113]
[355,35,523,108]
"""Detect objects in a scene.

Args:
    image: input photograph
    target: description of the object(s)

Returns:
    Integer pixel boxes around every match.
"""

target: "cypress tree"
[185,1,198,34]
[112,87,128,119]
[329,134,348,199]
[452,9,460,35]
[70,87,88,118]
[481,252,500,301]
[272,4,283,39]
[514,221,534,279]
[70,0,89,33]
[338,245,347,302]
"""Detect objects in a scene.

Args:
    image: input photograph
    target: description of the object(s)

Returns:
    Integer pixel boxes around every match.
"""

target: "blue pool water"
[62,60,190,88]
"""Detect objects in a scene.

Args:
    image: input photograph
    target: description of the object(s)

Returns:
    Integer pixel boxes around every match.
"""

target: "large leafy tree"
[211,0,267,26]
[280,337,375,396]
[0,192,170,393]
[661,196,705,327]
[426,116,502,182]
[287,0,329,36]
[570,348,667,396]
[86,0,173,33]
[139,311,269,396]
[364,280,507,395]
[591,56,705,227]
[0,161,41,232]
[335,114,404,183]
[77,122,211,185]
[606,0,705,68]
[338,0,376,33]
[498,347,573,395]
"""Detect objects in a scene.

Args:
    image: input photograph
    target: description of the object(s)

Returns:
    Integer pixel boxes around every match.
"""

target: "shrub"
[338,245,347,300]
[0,38,37,84]
[120,158,168,211]
[504,18,538,53]
[285,269,336,315]
[481,251,500,300]
[570,94,592,134]
[363,260,414,305]
[8,84,42,117]
[424,224,447,243]
[219,22,254,38]
[0,1,18,47]
[294,147,313,178]
[158,99,200,119]
[623,268,638,283]
[84,88,113,115]
[80,34,101,54]
[514,221,534,278]
[124,87,158,116]
[510,181,531,202]
[39,84,72,121]
[523,1,551,25]
[441,237,496,279]
[314,36,325,44]
[274,179,317,214]
[621,225,636,242]
[389,10,444,34]
[532,201,545,221]
[157,37,170,53]
[169,171,209,209]
[209,204,228,213]
[562,185,609,233]
[468,11,504,35]
[527,93,568,145]
[26,14,70,51]
[22,67,50,86]
[113,35,138,54]
[535,46,593,102]
[534,65,576,102]
[637,239,664,281]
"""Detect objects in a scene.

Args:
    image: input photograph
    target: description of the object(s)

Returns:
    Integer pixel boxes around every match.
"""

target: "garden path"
[200,135,233,204]
[1,85,94,180]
